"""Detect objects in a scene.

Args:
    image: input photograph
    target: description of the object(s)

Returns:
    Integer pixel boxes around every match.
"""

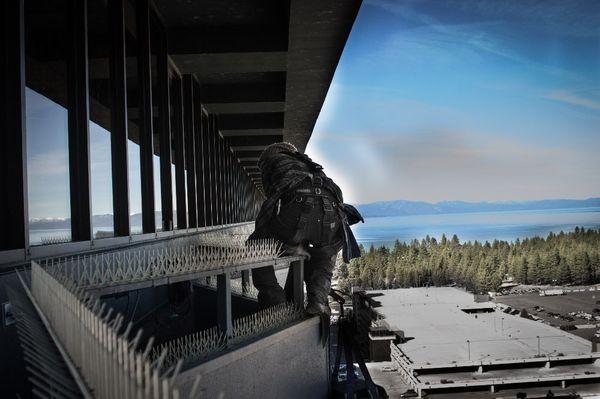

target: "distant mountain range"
[29,198,600,229]
[29,213,161,230]
[355,198,600,218]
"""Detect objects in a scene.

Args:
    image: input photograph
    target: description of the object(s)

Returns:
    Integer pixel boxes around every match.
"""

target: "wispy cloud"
[449,0,600,39]
[544,90,600,111]
[363,0,595,83]
[366,0,600,38]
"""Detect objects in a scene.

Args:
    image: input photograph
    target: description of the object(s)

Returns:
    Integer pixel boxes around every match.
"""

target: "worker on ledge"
[249,142,364,316]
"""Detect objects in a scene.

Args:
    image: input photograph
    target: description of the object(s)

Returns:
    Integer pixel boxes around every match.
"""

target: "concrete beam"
[221,129,282,137]
[205,102,285,115]
[232,146,268,152]
[200,83,285,104]
[219,113,284,131]
[226,135,282,147]
[172,52,287,77]
[168,28,288,54]
[284,0,361,151]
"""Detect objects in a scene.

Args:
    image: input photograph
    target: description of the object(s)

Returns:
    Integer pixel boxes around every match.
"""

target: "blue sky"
[26,0,600,219]
[307,0,600,204]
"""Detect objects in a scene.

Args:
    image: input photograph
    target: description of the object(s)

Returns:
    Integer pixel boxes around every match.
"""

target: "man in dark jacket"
[249,142,363,316]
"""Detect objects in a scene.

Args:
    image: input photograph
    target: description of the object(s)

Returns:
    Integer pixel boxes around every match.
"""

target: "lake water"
[29,207,600,248]
[350,207,600,248]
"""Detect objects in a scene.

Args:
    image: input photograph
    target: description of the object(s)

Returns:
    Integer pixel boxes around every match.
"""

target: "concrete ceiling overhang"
[284,0,362,152]
[152,0,362,186]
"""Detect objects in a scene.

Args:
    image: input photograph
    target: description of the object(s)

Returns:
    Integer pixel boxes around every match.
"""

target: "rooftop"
[368,287,592,366]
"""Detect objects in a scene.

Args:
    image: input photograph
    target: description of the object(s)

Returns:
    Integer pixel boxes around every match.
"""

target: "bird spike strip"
[43,238,283,289]
[29,261,197,399]
[195,232,252,248]
[153,303,304,369]
[40,234,72,245]
[196,278,259,299]
[6,283,84,399]
[150,326,227,370]
[231,302,305,345]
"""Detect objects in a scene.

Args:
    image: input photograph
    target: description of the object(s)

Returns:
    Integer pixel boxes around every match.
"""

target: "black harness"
[280,174,340,246]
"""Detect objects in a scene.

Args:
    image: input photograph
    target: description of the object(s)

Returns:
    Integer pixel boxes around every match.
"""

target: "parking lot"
[496,290,600,341]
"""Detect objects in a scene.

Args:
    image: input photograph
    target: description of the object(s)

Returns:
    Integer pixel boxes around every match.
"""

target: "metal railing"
[25,261,196,399]
[11,225,306,397]
[43,238,282,290]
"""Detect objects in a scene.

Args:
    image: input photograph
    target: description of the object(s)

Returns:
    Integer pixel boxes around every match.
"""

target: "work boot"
[252,265,286,309]
[305,300,331,317]
[304,250,336,316]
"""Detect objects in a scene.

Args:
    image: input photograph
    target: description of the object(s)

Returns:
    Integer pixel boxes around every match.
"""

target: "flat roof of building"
[367,287,592,367]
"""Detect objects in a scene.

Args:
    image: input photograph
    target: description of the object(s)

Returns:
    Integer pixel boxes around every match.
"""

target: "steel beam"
[0,0,28,251]
[171,76,187,229]
[193,81,206,227]
[137,0,155,234]
[182,75,197,228]
[216,126,224,225]
[222,138,228,225]
[208,115,218,226]
[67,0,92,242]
[228,148,234,224]
[211,116,220,225]
[157,25,173,231]
[202,113,213,226]
[109,0,130,236]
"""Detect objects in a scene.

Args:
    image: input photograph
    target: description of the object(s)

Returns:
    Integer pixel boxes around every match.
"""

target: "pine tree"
[559,257,571,284]
[518,257,529,284]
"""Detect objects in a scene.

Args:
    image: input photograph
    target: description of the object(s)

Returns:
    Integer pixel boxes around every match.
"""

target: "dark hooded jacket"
[249,150,363,262]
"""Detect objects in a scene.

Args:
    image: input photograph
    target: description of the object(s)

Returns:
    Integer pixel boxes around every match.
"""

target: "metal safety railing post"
[217,273,233,340]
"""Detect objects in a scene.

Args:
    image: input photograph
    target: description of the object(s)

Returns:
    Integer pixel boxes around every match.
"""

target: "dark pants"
[252,195,342,308]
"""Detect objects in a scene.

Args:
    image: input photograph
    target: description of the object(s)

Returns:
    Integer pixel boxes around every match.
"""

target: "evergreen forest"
[338,227,600,293]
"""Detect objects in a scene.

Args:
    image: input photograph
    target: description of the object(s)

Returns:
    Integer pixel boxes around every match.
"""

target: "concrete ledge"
[176,316,328,399]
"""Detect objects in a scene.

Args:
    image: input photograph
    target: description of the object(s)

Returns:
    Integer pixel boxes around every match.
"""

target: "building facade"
[0,1,362,396]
